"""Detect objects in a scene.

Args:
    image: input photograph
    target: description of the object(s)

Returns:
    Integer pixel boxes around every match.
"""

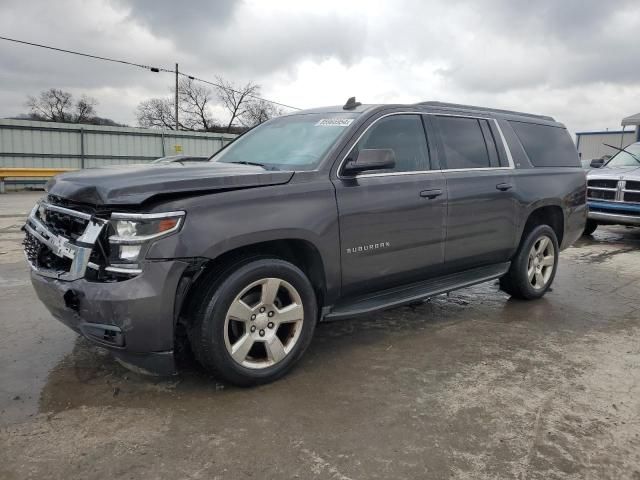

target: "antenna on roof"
[343,97,362,110]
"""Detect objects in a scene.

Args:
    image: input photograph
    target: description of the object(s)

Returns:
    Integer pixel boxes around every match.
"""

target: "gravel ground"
[1,191,639,480]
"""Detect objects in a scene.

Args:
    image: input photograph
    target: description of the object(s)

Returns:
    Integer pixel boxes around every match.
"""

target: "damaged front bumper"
[24,199,191,376]
[30,261,189,375]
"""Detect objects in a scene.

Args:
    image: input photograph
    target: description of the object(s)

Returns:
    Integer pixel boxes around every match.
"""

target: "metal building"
[0,119,237,189]
[575,130,637,163]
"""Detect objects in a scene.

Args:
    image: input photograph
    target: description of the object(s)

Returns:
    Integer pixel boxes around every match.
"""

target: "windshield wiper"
[228,160,279,171]
[603,143,640,165]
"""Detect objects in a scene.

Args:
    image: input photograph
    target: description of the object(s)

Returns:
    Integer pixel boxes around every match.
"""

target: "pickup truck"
[23,99,586,386]
[584,141,640,234]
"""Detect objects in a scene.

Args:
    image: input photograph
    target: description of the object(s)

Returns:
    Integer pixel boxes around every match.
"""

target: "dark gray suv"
[23,100,586,386]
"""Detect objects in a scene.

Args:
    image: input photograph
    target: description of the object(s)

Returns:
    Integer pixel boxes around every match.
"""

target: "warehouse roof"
[621,113,640,126]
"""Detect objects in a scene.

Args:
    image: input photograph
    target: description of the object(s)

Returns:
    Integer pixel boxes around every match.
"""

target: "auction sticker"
[315,118,354,127]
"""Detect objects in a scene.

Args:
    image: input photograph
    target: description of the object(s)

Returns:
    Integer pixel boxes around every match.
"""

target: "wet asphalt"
[1,192,639,479]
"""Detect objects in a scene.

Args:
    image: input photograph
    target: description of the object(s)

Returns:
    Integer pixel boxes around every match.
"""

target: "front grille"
[23,231,40,265]
[587,189,616,201]
[36,208,89,240]
[624,191,640,203]
[626,180,640,191]
[588,179,618,189]
[23,231,72,272]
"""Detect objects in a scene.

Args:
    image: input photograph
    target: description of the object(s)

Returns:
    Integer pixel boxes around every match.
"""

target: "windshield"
[213,113,360,170]
[606,143,640,167]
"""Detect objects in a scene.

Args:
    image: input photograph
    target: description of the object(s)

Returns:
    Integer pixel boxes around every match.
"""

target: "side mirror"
[590,158,605,169]
[343,149,396,175]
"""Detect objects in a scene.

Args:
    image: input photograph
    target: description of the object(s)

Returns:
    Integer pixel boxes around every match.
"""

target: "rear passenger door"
[431,115,517,270]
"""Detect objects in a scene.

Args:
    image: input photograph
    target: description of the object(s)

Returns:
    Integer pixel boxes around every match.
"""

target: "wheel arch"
[177,236,328,325]
[519,202,565,248]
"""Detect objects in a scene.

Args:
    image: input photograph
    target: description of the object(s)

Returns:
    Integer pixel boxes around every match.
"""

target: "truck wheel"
[500,225,559,300]
[189,258,317,386]
[582,219,598,236]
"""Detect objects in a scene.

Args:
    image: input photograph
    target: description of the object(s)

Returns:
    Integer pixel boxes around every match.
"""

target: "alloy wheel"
[223,277,305,369]
[527,235,555,290]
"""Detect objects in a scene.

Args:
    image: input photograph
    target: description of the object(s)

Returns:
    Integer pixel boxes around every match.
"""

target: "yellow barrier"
[0,167,74,193]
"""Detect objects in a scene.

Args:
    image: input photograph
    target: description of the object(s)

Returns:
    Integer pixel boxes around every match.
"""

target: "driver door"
[332,114,447,298]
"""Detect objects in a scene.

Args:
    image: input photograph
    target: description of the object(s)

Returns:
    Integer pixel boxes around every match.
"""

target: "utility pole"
[175,62,179,130]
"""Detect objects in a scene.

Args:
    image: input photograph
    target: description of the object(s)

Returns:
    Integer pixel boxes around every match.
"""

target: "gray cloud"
[0,0,639,133]
[428,0,640,91]
[113,0,238,31]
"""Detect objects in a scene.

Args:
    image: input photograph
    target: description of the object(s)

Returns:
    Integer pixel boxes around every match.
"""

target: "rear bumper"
[30,259,190,375]
[588,201,640,226]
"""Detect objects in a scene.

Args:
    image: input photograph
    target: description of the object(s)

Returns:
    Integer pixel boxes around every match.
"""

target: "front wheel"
[500,225,559,300]
[189,258,317,386]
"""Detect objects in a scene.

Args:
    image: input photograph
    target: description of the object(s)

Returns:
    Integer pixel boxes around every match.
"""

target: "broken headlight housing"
[107,211,185,267]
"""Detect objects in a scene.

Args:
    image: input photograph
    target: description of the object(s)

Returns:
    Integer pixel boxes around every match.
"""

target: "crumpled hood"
[588,165,640,179]
[46,161,294,206]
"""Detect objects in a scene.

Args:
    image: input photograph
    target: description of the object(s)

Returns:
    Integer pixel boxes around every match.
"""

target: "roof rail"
[416,101,555,122]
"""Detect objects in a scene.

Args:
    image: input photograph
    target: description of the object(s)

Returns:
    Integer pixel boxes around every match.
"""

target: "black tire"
[582,219,598,236]
[188,257,317,387]
[500,225,559,300]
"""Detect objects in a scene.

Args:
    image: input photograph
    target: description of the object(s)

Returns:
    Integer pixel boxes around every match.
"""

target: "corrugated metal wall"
[575,131,637,162]
[0,119,236,189]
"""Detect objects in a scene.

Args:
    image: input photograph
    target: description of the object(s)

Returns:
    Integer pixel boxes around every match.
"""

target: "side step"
[324,262,510,321]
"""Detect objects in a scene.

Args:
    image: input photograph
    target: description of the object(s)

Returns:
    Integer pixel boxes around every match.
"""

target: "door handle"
[496,183,513,191]
[419,189,443,199]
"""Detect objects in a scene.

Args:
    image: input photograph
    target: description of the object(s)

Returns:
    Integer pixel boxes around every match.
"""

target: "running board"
[324,262,510,321]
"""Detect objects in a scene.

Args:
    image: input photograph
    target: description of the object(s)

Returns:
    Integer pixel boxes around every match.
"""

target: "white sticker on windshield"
[315,118,354,127]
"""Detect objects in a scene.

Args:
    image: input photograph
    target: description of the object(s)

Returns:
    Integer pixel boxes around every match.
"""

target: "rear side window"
[509,121,579,167]
[435,116,498,169]
[353,114,429,172]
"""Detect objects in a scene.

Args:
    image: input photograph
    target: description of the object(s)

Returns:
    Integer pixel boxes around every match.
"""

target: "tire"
[500,225,559,300]
[188,257,317,387]
[582,219,598,236]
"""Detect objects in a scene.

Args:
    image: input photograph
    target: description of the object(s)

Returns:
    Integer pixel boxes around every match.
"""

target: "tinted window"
[352,115,429,172]
[436,116,491,169]
[509,121,580,167]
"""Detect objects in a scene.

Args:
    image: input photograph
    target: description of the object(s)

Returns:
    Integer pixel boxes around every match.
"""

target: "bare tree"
[26,89,98,123]
[135,77,270,132]
[136,98,180,130]
[178,77,214,130]
[27,88,73,122]
[241,99,283,127]
[215,76,260,132]
[75,95,97,123]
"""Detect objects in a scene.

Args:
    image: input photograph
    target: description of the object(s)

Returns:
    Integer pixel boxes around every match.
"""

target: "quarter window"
[509,121,579,167]
[436,116,494,170]
[350,115,429,173]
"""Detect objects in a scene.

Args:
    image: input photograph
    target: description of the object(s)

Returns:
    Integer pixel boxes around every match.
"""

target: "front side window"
[214,113,359,170]
[436,116,492,169]
[349,114,429,173]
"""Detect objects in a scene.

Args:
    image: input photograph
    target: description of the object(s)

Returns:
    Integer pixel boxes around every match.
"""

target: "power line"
[0,35,301,111]
[0,35,162,72]
[177,72,301,111]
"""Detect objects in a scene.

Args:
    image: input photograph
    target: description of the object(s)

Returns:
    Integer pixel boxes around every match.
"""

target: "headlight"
[108,211,185,264]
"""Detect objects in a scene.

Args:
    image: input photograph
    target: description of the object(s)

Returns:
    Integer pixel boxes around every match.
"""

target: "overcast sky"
[1,0,639,135]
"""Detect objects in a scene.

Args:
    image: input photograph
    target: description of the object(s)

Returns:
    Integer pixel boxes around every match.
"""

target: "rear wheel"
[189,258,317,386]
[582,219,598,236]
[500,225,559,300]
